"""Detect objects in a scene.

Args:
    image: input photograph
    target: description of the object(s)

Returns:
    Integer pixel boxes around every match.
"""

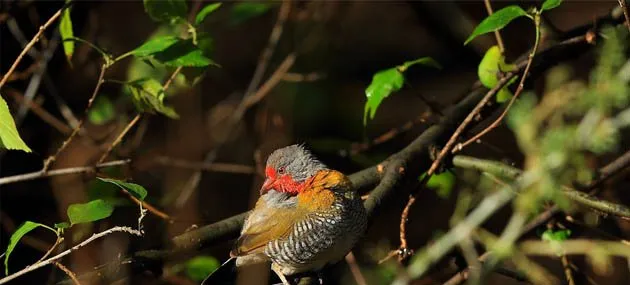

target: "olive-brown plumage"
[202,145,367,284]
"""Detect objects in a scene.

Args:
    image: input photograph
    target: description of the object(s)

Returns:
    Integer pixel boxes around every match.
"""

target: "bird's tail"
[201,257,237,285]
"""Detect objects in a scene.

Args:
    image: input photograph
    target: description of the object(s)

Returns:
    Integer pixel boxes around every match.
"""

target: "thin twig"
[345,252,368,285]
[0,159,130,186]
[0,226,142,285]
[163,66,183,91]
[454,13,542,152]
[351,111,432,155]
[52,262,81,285]
[561,255,575,285]
[44,64,108,171]
[243,0,291,97]
[96,114,141,164]
[155,156,257,174]
[37,237,63,263]
[0,3,69,90]
[483,0,505,53]
[7,89,72,135]
[618,0,630,33]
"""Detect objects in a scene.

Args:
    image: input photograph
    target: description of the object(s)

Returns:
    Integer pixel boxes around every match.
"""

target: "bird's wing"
[231,192,306,257]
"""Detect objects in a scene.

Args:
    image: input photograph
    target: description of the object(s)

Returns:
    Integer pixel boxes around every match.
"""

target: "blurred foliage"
[507,25,629,214]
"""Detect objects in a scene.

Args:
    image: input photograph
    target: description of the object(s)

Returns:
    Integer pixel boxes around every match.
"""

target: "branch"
[0,227,141,285]
[453,154,630,220]
[0,2,70,90]
[442,149,630,285]
[0,159,130,186]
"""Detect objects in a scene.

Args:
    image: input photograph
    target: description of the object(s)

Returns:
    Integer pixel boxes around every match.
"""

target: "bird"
[202,144,367,285]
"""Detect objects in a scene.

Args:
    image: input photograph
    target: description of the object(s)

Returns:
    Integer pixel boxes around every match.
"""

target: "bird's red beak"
[260,167,277,194]
[261,177,275,194]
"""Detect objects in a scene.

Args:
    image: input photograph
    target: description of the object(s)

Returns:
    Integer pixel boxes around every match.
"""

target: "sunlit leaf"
[67,199,114,225]
[59,5,74,64]
[185,256,220,282]
[230,2,274,25]
[541,0,562,11]
[541,229,572,242]
[420,171,456,199]
[195,3,222,25]
[465,6,529,45]
[4,221,54,274]
[97,177,148,200]
[88,96,116,125]
[127,78,179,118]
[143,0,187,23]
[399,57,441,72]
[363,68,404,125]
[478,46,518,103]
[0,96,31,152]
[153,39,216,67]
[127,36,180,58]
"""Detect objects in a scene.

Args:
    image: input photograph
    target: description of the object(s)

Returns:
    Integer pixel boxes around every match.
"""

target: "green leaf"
[87,96,116,125]
[420,171,456,199]
[195,3,222,25]
[153,39,216,67]
[363,68,405,125]
[230,2,274,25]
[67,199,114,225]
[127,36,180,58]
[59,6,74,64]
[399,57,441,72]
[478,46,518,103]
[97,177,148,200]
[541,0,562,11]
[0,96,31,152]
[54,222,70,229]
[4,222,52,274]
[185,256,220,282]
[143,0,188,23]
[127,78,179,118]
[465,6,529,45]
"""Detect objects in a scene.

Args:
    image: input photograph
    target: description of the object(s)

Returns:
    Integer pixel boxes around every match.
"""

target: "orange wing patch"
[298,170,352,211]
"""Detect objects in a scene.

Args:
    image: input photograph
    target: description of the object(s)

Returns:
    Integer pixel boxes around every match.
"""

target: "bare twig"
[345,252,368,285]
[243,0,292,97]
[96,114,141,164]
[155,156,256,174]
[0,226,142,285]
[483,0,505,53]
[0,3,69,90]
[561,255,575,285]
[0,159,130,186]
[44,64,108,171]
[351,111,433,155]
[7,89,72,135]
[52,262,81,285]
[37,237,63,263]
[520,240,630,257]
[619,0,630,33]
[455,13,542,152]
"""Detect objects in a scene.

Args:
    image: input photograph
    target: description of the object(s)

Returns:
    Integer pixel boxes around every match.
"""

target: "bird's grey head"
[261,144,327,195]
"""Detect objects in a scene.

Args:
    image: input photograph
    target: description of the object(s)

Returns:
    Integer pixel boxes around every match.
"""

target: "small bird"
[202,145,367,285]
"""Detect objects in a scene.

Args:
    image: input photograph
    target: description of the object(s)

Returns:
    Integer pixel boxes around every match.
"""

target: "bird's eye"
[277,167,286,174]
